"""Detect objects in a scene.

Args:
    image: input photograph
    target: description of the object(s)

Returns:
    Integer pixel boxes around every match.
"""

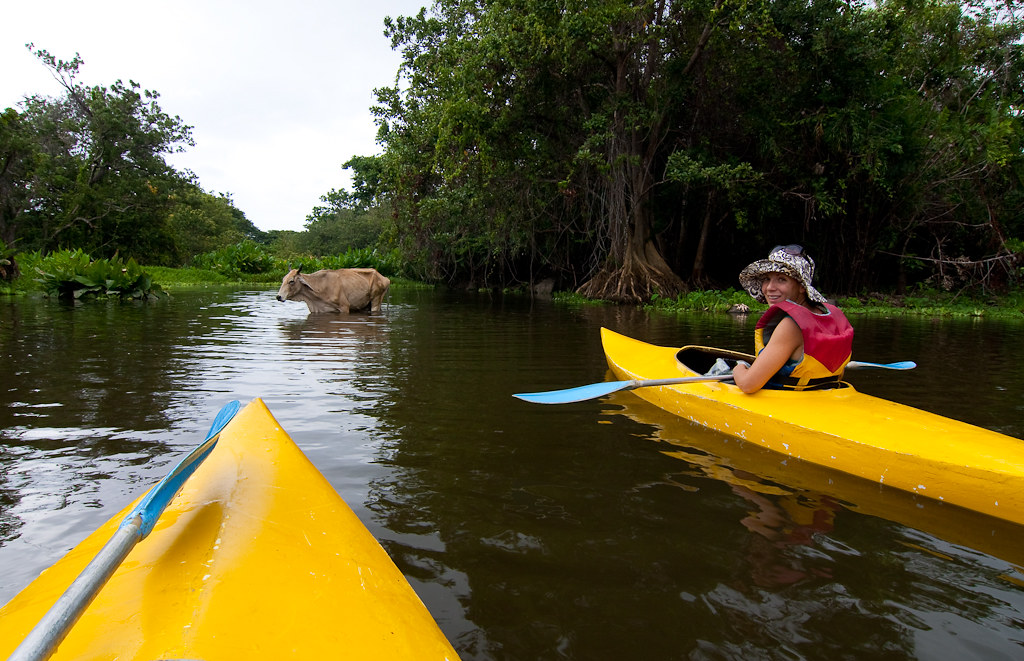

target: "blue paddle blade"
[514,381,633,404]
[847,360,917,370]
[126,400,241,538]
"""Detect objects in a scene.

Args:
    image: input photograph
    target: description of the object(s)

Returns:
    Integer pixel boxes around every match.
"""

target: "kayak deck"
[0,398,458,660]
[601,327,1024,526]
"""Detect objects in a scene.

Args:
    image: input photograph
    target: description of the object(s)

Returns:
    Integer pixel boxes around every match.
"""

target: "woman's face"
[761,272,806,305]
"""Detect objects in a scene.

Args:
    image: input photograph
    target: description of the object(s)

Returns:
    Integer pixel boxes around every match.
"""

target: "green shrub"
[24,249,165,300]
[0,240,16,281]
[289,247,403,277]
[192,240,283,277]
[650,288,755,313]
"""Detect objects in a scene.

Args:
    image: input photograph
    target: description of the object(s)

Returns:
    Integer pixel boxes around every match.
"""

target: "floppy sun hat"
[739,244,828,305]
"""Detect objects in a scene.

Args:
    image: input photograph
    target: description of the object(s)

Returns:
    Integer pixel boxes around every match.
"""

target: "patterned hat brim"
[738,259,828,305]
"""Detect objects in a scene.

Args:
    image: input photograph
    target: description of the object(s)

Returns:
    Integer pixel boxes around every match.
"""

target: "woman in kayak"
[730,245,854,394]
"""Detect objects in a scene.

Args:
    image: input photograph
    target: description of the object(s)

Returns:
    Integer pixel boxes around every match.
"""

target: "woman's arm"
[731,317,804,394]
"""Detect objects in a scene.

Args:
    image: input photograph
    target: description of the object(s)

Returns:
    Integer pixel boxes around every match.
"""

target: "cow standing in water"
[276,267,390,314]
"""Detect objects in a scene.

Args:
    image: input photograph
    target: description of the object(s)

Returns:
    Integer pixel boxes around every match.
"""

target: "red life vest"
[754,300,854,390]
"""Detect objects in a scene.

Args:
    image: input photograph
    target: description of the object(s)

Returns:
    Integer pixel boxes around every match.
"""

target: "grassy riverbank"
[653,288,1024,318]
[5,264,1022,318]
[142,266,431,292]
[555,286,1024,319]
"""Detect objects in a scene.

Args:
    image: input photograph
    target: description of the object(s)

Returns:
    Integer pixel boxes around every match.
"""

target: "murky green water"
[2,287,1023,659]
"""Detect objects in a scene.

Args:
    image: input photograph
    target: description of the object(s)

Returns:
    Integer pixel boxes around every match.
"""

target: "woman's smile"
[761,272,805,305]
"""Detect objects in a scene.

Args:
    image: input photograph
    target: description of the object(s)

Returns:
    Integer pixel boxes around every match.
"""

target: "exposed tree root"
[577,240,687,303]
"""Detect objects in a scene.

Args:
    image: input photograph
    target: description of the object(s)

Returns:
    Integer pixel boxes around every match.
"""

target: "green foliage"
[834,287,1024,318]
[291,247,403,277]
[0,239,16,276]
[143,265,230,285]
[166,188,265,263]
[650,289,758,313]
[1,46,196,264]
[191,240,281,278]
[22,249,165,300]
[366,0,1024,299]
[189,242,403,282]
[302,190,386,255]
[551,291,611,306]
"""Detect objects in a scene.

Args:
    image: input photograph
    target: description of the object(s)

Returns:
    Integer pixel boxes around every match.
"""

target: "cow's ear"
[296,273,311,288]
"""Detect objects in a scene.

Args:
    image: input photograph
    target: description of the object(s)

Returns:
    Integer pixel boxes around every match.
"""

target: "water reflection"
[602,391,1024,659]
[2,289,1023,660]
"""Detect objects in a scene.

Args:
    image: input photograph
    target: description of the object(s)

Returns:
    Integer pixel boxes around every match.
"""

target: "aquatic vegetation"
[22,249,165,300]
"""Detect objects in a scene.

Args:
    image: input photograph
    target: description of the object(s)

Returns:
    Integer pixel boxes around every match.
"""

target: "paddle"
[513,360,916,405]
[847,359,916,371]
[9,400,242,661]
[514,375,733,404]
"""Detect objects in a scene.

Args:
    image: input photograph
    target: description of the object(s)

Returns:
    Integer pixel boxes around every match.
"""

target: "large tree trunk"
[576,139,687,303]
[575,9,687,304]
[577,129,686,303]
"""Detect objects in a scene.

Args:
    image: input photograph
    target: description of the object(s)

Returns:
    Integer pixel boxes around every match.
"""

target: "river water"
[1,287,1023,659]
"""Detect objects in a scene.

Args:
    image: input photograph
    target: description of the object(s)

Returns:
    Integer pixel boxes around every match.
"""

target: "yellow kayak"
[0,398,459,660]
[601,327,1024,527]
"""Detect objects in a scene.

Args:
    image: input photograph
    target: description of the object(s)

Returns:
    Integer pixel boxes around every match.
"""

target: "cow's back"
[323,268,391,313]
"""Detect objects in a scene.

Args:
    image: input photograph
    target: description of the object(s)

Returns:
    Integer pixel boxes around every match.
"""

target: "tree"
[167,187,264,262]
[0,108,38,278]
[372,0,1023,298]
[376,0,774,298]
[3,46,195,264]
[303,187,386,254]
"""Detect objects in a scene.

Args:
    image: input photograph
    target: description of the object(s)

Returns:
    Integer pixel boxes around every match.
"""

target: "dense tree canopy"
[372,0,1024,299]
[0,46,262,271]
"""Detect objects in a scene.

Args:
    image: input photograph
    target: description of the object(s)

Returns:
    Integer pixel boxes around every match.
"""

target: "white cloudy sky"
[1,0,428,232]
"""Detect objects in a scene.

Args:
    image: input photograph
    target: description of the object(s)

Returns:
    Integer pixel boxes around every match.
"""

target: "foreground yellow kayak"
[0,398,459,660]
[601,327,1024,527]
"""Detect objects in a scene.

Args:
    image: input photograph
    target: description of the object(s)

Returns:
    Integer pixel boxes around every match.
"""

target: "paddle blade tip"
[512,390,585,407]
[513,381,630,404]
[206,400,241,439]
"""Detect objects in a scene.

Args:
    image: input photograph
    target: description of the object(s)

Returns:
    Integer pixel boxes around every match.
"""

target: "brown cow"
[276,267,390,314]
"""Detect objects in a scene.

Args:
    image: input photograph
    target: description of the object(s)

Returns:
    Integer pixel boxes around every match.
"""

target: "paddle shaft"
[8,400,240,661]
[9,519,143,661]
[619,375,732,390]
[514,359,915,404]
[513,374,733,404]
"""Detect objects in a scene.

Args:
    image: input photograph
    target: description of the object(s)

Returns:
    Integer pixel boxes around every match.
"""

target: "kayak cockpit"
[675,345,853,391]
[675,345,755,374]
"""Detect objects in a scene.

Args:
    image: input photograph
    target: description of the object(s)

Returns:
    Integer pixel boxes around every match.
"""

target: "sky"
[1,0,429,232]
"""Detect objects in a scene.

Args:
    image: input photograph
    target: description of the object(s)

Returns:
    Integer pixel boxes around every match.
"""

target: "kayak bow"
[601,327,1024,527]
[0,398,458,660]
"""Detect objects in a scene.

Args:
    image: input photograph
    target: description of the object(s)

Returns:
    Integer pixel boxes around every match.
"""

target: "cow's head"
[276,267,308,302]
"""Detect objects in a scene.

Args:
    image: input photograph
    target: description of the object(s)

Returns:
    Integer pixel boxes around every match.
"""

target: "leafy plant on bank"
[0,239,18,281]
[280,247,402,277]
[649,288,756,313]
[191,240,283,278]
[190,242,403,281]
[22,249,165,300]
[313,247,403,277]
